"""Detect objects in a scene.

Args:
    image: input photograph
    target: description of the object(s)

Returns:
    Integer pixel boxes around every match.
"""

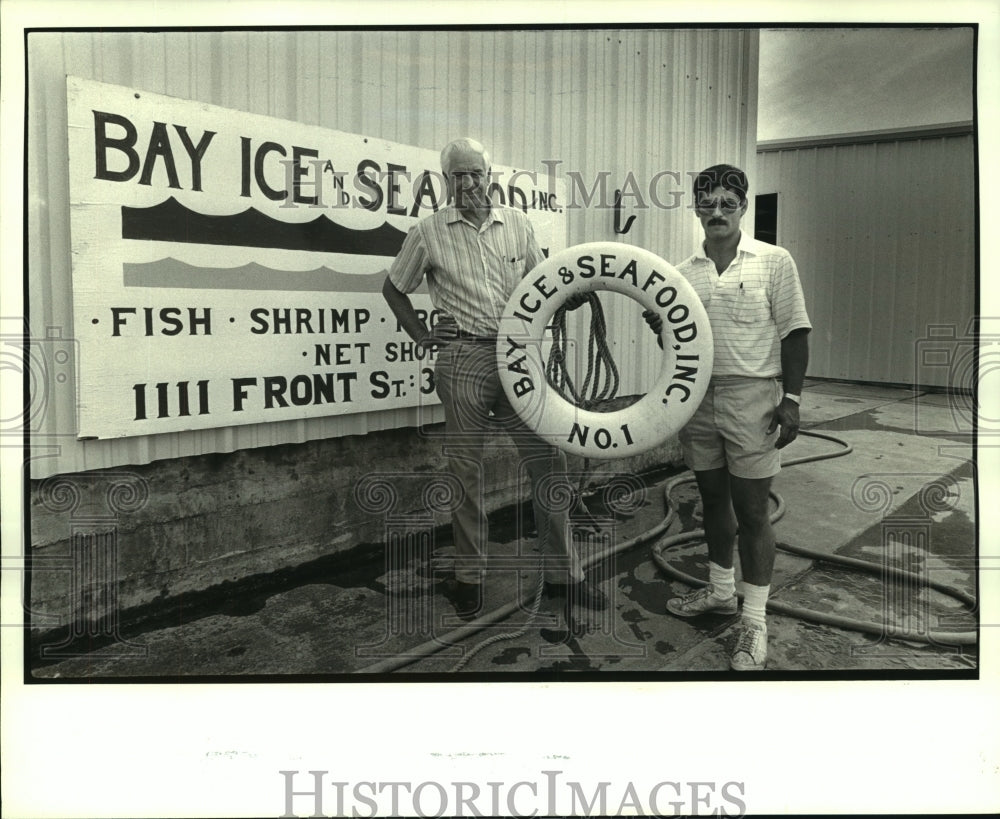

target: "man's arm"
[768,327,810,449]
[381,277,453,350]
[779,327,809,395]
[382,222,457,349]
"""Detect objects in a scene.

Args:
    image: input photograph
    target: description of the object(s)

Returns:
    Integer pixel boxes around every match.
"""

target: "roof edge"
[757,121,974,152]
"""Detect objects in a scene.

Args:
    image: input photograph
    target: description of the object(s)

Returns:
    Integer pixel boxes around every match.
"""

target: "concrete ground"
[30,381,978,679]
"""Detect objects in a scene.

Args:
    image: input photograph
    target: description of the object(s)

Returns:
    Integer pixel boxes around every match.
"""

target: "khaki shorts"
[678,376,782,479]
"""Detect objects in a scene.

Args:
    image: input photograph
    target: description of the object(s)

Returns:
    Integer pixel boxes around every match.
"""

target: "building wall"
[756,125,976,388]
[29,27,758,477]
[26,28,758,626]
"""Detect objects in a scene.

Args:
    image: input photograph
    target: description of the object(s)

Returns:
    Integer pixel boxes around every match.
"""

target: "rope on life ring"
[545,292,619,410]
[496,241,714,460]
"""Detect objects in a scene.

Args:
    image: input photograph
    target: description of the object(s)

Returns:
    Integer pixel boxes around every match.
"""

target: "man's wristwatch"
[783,393,801,405]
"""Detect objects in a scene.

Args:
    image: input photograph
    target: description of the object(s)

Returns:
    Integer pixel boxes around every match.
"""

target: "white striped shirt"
[676,233,811,377]
[388,204,545,335]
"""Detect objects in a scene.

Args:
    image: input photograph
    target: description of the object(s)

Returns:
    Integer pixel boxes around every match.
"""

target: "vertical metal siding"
[756,133,975,387]
[28,28,757,477]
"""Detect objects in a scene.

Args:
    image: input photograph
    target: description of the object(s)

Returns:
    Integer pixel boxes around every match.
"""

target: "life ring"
[496,241,713,459]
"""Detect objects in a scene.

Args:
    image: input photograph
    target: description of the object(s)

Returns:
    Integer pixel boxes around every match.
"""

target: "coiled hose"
[650,431,977,647]
[359,428,975,673]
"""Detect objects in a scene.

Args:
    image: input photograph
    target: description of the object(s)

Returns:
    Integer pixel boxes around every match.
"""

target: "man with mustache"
[645,164,811,670]
[382,138,606,620]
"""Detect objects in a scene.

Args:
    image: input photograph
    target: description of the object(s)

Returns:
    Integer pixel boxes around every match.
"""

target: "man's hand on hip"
[417,314,459,351]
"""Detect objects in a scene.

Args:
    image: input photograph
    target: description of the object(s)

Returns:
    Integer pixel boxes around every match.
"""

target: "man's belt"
[454,330,498,344]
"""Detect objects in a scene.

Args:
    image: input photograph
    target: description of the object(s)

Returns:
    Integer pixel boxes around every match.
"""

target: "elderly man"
[646,163,811,670]
[381,137,606,619]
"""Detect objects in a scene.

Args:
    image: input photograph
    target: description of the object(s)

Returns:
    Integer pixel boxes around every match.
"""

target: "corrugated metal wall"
[28,28,758,478]
[756,128,975,387]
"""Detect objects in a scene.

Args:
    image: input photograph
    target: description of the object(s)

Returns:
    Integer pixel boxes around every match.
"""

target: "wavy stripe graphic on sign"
[121,197,410,256]
[122,259,417,292]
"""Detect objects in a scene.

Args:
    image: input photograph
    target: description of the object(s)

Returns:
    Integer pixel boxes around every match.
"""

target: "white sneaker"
[665,584,739,618]
[730,620,767,671]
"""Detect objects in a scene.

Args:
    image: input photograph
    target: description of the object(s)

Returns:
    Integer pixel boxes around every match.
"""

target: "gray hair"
[440,138,491,175]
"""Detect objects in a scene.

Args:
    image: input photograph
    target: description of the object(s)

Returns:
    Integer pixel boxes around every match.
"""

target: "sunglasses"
[695,196,744,215]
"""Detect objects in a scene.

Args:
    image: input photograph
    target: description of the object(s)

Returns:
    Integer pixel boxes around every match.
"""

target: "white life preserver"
[496,241,713,460]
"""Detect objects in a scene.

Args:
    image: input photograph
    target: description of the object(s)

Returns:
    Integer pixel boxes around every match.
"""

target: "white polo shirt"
[676,233,811,377]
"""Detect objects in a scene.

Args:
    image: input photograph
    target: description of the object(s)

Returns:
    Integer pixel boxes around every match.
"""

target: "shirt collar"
[445,203,503,227]
[694,231,760,261]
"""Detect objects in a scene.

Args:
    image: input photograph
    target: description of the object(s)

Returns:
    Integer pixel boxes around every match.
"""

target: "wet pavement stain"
[654,640,676,656]
[812,402,971,444]
[619,607,654,642]
[614,547,678,617]
[538,656,600,672]
[837,460,974,564]
[537,624,598,665]
[490,646,531,665]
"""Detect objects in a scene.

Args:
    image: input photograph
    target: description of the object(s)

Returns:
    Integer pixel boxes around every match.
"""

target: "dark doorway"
[755,192,778,245]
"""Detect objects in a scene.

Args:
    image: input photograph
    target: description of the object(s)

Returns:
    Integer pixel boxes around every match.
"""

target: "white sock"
[741,582,770,629]
[708,562,736,600]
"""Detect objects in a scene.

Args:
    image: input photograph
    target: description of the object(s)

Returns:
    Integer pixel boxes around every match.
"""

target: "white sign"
[66,76,567,439]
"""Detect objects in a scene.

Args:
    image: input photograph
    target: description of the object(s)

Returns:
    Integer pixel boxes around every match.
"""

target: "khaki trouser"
[433,338,585,585]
